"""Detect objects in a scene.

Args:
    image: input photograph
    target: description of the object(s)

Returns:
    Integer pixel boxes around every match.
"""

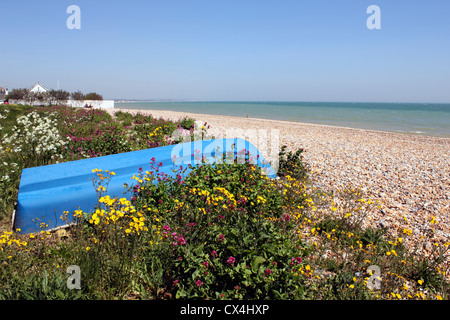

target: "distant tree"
[70,90,85,100]
[5,88,28,100]
[35,92,49,105]
[24,91,37,106]
[84,92,103,100]
[49,89,70,105]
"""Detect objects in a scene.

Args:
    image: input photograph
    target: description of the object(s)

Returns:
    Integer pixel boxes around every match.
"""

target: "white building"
[29,82,49,93]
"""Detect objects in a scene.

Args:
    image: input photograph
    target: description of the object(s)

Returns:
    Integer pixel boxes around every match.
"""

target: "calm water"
[116,101,450,137]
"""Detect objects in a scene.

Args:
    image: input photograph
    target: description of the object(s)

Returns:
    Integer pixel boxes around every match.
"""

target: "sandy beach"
[107,107,450,249]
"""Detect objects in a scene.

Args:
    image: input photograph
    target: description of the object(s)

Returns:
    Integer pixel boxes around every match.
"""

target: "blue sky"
[1,0,449,102]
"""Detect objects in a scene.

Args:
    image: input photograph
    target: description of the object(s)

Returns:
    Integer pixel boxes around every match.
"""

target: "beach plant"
[0,108,9,132]
[0,268,84,300]
[0,104,34,133]
[2,111,67,167]
[0,157,21,223]
[178,116,196,130]
[65,123,131,160]
[125,151,310,299]
[0,110,67,220]
[38,106,131,159]
[292,184,449,300]
[112,111,195,149]
[277,145,307,180]
[114,110,134,126]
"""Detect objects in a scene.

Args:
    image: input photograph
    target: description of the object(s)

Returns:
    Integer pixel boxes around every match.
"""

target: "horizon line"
[112,99,450,104]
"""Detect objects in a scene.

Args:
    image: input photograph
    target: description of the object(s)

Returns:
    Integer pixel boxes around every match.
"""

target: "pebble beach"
[108,108,450,253]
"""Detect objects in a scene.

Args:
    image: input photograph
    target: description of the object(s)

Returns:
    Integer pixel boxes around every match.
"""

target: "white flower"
[2,111,66,160]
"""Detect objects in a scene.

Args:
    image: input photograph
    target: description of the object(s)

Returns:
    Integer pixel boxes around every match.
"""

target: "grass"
[0,104,34,135]
[0,104,448,300]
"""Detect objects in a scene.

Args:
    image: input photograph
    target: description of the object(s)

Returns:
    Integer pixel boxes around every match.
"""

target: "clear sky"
[1,0,449,102]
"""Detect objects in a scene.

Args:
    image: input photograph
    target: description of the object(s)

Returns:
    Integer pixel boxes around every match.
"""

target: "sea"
[115,101,450,138]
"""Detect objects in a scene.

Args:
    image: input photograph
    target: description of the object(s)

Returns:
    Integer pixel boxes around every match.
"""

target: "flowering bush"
[0,108,9,120]
[0,110,68,221]
[0,109,9,131]
[36,107,203,159]
[129,152,310,299]
[277,144,307,180]
[2,111,67,167]
[0,161,19,184]
[64,124,131,160]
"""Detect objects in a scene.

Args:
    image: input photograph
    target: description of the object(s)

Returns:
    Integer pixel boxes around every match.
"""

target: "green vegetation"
[83,92,103,101]
[0,105,196,224]
[0,104,448,300]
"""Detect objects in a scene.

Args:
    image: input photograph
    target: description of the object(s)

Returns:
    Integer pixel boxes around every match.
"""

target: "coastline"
[108,107,450,143]
[106,107,450,249]
[114,101,450,139]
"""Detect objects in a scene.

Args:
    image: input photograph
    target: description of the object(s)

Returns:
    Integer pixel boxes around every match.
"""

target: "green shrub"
[131,154,310,299]
[277,145,307,179]
[179,117,195,130]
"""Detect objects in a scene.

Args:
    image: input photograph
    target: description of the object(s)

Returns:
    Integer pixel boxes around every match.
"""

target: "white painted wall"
[66,100,115,109]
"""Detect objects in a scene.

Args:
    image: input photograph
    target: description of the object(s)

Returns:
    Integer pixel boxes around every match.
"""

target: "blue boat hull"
[14,138,277,234]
